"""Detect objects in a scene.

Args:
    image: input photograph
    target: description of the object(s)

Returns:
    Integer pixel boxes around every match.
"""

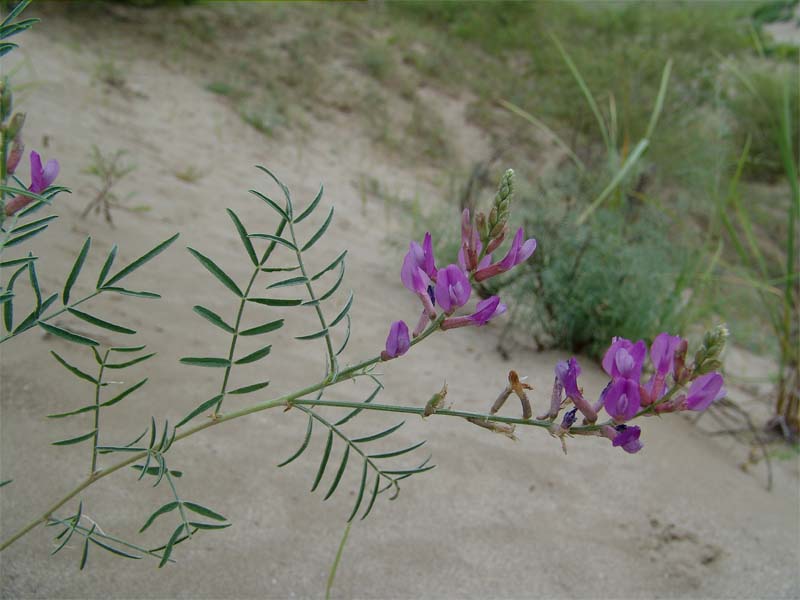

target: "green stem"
[286,217,337,377]
[326,521,351,600]
[0,308,461,551]
[165,470,192,539]
[90,350,109,475]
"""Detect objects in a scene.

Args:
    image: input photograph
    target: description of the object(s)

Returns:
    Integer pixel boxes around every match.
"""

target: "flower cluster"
[382,169,537,358]
[542,326,728,454]
[1,80,60,217]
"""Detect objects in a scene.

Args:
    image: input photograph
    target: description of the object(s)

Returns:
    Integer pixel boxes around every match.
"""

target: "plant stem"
[325,521,351,600]
[286,216,337,378]
[90,350,109,475]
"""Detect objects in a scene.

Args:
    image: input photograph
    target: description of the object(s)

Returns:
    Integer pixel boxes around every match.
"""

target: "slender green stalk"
[286,217,337,378]
[326,521,351,600]
[90,350,109,475]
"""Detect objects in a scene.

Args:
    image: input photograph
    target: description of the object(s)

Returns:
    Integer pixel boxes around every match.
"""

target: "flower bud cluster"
[381,169,537,360]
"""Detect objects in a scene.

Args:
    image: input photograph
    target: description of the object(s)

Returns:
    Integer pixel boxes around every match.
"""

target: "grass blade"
[577,139,649,225]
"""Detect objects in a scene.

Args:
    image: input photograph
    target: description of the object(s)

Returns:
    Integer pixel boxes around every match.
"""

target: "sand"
[1,5,798,599]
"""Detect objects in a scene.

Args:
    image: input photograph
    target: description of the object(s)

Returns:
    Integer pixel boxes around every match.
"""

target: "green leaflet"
[186,247,242,297]
[62,237,91,305]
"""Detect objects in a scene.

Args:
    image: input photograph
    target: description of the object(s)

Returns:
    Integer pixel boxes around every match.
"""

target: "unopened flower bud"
[6,135,23,174]
[485,225,507,254]
[673,338,689,383]
[476,211,489,244]
[4,112,25,139]
[695,359,722,375]
[493,169,514,212]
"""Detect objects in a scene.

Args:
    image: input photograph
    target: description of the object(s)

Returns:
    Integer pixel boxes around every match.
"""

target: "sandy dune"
[1,7,798,599]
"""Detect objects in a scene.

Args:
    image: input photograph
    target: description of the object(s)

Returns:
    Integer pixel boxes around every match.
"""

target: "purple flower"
[560,407,578,430]
[651,333,682,377]
[473,227,536,282]
[611,425,643,454]
[401,240,436,318]
[460,209,481,271]
[601,337,647,381]
[28,150,59,195]
[434,264,471,314]
[381,320,410,360]
[440,296,507,330]
[4,150,60,217]
[554,357,598,423]
[555,358,581,399]
[458,244,491,273]
[684,373,726,411]
[603,377,641,422]
[642,333,683,404]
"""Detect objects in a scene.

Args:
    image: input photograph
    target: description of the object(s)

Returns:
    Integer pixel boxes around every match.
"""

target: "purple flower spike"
[440,296,507,330]
[601,337,647,381]
[684,373,726,411]
[434,264,471,314]
[473,227,536,282]
[611,425,643,454]
[381,320,410,361]
[603,378,641,423]
[29,150,59,195]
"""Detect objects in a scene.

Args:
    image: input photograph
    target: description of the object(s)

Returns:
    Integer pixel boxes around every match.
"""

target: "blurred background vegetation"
[53,0,799,435]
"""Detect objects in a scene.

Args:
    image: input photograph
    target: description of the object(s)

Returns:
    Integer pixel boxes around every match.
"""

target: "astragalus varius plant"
[0,2,729,572]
